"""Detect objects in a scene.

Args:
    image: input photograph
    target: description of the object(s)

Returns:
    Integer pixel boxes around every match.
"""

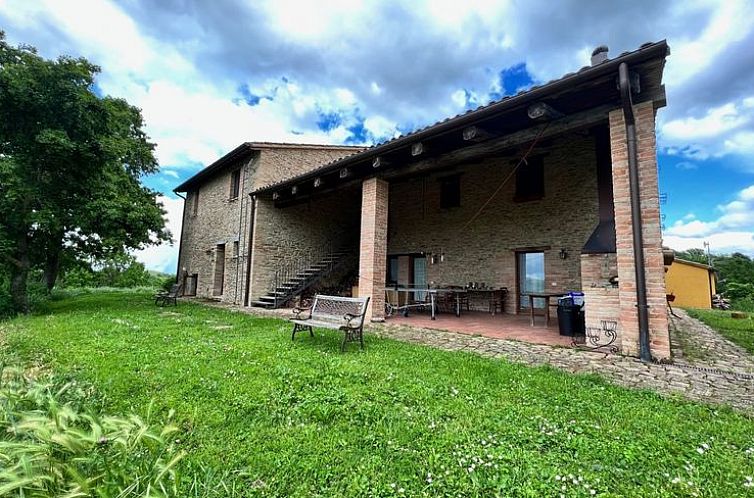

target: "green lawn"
[2,291,754,497]
[686,308,754,355]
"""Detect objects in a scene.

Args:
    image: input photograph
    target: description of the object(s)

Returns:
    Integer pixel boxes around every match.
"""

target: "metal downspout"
[618,62,652,362]
[174,191,187,285]
[243,194,257,307]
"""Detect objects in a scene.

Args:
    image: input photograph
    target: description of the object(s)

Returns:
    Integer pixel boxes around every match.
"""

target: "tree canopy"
[0,32,170,312]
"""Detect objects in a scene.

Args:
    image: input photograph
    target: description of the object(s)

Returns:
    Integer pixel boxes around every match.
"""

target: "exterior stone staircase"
[250,249,354,309]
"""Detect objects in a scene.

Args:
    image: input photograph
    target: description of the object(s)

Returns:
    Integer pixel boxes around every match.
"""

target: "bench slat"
[290,294,370,351]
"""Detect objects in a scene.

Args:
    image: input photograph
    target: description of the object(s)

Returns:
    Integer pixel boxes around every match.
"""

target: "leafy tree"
[675,248,709,265]
[713,252,754,293]
[0,32,169,311]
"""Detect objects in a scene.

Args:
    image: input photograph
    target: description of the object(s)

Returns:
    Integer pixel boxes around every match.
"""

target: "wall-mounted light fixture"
[559,248,568,260]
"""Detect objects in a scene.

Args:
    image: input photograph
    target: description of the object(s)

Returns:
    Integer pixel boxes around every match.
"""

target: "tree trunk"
[43,247,62,293]
[9,236,30,313]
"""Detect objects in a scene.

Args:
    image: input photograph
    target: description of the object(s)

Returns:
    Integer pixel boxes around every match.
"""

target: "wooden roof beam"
[372,156,390,168]
[462,125,492,142]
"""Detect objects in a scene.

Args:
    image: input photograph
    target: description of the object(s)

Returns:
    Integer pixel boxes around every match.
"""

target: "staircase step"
[250,300,273,308]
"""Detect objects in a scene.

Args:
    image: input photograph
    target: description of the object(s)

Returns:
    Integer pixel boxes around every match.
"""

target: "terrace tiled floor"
[383,310,573,347]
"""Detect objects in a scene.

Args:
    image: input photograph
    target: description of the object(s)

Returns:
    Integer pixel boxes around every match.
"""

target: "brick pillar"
[359,178,389,321]
[609,101,670,359]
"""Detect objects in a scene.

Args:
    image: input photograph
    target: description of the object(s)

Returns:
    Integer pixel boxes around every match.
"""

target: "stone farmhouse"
[175,41,671,361]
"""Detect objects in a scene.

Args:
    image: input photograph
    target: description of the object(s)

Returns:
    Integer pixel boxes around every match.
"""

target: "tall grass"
[0,364,186,497]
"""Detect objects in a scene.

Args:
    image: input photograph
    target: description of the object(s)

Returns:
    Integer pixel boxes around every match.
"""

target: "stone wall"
[386,133,600,314]
[248,186,361,302]
[176,157,252,303]
[177,144,360,304]
[249,145,362,191]
[609,102,669,359]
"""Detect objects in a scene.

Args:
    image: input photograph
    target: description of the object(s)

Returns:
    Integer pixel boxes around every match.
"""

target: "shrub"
[732,297,754,313]
[0,365,186,497]
[724,281,754,301]
[160,276,176,291]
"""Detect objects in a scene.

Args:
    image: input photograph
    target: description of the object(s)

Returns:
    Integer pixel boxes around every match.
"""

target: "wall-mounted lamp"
[559,248,568,260]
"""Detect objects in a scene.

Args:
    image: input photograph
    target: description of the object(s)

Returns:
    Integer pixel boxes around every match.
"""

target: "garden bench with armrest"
[290,295,370,351]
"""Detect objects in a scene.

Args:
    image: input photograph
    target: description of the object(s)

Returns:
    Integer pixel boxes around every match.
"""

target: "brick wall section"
[609,102,669,359]
[580,253,620,346]
[359,178,389,321]
[387,133,599,314]
[177,145,360,304]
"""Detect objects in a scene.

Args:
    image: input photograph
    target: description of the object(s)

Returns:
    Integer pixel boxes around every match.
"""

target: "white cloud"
[132,195,183,273]
[363,115,399,140]
[665,231,754,256]
[665,184,754,256]
[660,101,754,160]
[3,0,754,261]
[161,169,180,179]
[675,161,698,170]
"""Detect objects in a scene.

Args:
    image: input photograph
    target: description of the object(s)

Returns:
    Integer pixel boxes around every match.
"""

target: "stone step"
[249,300,273,308]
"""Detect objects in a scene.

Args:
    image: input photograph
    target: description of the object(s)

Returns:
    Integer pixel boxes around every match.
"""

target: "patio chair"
[154,283,182,307]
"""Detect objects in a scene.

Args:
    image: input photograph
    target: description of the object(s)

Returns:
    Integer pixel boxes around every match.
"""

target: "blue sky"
[2,0,754,272]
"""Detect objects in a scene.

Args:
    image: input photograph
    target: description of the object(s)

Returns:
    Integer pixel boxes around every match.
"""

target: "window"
[229,169,241,200]
[191,190,199,216]
[233,240,239,258]
[515,156,544,202]
[439,174,461,209]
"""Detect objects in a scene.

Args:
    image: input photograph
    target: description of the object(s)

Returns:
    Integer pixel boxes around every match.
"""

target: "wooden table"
[466,288,507,315]
[522,292,566,327]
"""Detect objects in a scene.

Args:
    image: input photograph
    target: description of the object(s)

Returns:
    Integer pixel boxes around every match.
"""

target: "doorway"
[517,251,545,310]
[213,244,225,296]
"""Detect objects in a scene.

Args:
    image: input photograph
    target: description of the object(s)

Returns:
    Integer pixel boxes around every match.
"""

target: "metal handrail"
[272,242,341,308]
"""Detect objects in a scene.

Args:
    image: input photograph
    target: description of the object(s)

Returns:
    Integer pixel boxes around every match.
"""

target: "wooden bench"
[290,295,370,351]
[154,284,181,307]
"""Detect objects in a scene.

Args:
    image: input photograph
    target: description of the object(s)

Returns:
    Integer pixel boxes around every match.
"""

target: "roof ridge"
[251,39,669,195]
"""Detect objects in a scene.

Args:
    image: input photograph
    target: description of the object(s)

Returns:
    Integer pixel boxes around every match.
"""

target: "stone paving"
[200,299,754,413]
[374,321,754,413]
[669,308,754,375]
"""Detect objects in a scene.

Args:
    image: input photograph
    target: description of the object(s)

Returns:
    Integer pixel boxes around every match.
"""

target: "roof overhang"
[174,143,255,193]
[173,142,364,193]
[255,40,669,204]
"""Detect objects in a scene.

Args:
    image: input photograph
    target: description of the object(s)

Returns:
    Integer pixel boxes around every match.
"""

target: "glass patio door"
[518,252,545,309]
[412,256,427,302]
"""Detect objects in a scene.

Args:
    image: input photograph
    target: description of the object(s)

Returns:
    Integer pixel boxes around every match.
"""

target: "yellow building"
[665,259,717,309]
